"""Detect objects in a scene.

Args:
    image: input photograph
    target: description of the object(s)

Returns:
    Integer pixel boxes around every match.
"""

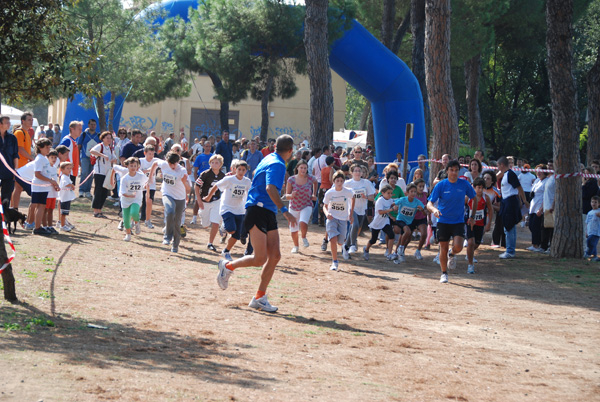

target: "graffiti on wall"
[119,116,158,131]
[249,126,307,142]
[161,121,174,132]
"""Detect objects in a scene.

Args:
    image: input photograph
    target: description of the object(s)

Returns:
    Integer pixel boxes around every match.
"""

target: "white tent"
[333,130,367,150]
[0,104,40,131]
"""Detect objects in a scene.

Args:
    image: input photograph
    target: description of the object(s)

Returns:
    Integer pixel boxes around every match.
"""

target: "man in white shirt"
[541,161,555,253]
[311,146,330,224]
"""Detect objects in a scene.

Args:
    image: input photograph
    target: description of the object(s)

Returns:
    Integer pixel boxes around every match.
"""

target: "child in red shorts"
[44,149,60,234]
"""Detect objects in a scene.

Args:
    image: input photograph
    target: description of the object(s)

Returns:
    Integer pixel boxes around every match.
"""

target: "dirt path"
[1,196,599,401]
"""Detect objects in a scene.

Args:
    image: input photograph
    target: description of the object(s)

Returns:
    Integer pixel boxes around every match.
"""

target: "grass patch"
[22,269,37,279]
[36,256,55,266]
[2,316,55,332]
[36,290,53,299]
[542,266,600,288]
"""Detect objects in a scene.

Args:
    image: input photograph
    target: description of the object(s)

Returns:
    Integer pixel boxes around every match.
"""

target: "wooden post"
[0,229,17,302]
[403,123,414,181]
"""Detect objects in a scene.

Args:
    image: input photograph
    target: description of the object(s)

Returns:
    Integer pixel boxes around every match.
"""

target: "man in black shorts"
[427,160,476,283]
[216,135,297,312]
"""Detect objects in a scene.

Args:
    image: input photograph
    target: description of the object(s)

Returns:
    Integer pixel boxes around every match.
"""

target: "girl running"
[285,160,317,253]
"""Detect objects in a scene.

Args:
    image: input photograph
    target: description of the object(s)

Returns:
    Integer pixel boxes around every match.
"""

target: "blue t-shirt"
[245,152,286,214]
[428,178,476,224]
[193,153,212,177]
[121,142,143,160]
[394,196,425,225]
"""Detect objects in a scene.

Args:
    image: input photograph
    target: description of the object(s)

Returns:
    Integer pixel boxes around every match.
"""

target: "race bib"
[471,208,484,221]
[231,185,246,199]
[400,206,415,217]
[129,182,142,192]
[163,174,176,186]
[331,201,346,211]
[353,188,367,199]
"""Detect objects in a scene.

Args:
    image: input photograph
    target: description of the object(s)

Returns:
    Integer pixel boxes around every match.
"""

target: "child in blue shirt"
[393,183,425,262]
[585,196,600,260]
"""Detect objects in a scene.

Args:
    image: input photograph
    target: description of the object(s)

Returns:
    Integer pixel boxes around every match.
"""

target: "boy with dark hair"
[323,170,355,271]
[465,177,493,273]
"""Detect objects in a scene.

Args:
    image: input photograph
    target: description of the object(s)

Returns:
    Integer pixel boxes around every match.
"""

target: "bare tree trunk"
[1,229,17,302]
[207,71,230,132]
[359,101,371,130]
[391,8,411,54]
[107,92,116,133]
[260,66,275,143]
[382,0,396,48]
[586,47,600,165]
[465,54,484,150]
[546,0,582,258]
[96,93,107,132]
[304,0,333,150]
[411,0,431,150]
[425,0,459,180]
[367,113,374,149]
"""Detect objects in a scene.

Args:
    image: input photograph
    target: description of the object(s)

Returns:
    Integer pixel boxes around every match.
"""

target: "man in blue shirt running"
[427,160,476,284]
[216,134,297,313]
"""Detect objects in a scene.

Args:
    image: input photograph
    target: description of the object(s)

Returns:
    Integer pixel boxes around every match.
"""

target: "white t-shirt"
[59,174,76,202]
[519,172,536,192]
[91,143,117,176]
[313,154,328,183]
[216,175,252,215]
[48,159,59,198]
[119,172,148,208]
[17,161,35,182]
[323,186,354,221]
[157,160,188,200]
[344,178,375,215]
[32,154,53,193]
[140,157,161,190]
[370,197,394,230]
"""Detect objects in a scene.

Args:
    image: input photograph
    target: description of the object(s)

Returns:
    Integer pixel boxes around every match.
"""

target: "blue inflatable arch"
[64,0,428,167]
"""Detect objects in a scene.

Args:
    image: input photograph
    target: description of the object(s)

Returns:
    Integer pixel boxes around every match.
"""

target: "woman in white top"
[527,165,548,252]
[90,131,118,218]
[158,152,191,253]
[464,159,483,184]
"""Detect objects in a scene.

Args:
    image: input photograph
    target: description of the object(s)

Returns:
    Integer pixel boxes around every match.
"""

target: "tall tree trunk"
[1,229,17,302]
[411,0,431,150]
[391,8,411,54]
[382,0,396,48]
[206,71,230,132]
[546,0,582,258]
[96,92,107,132]
[260,66,276,143]
[586,47,600,165]
[425,0,459,182]
[107,92,116,133]
[367,113,374,149]
[304,0,334,150]
[359,101,371,131]
[465,54,484,151]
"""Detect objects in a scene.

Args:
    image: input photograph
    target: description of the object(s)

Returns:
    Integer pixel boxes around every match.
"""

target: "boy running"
[393,183,425,263]
[427,160,476,283]
[465,177,493,273]
[204,160,252,260]
[216,135,297,313]
[323,170,355,271]
[364,185,397,260]
[195,154,225,252]
[342,164,375,259]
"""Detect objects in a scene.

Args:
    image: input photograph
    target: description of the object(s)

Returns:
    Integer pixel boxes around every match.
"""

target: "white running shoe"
[330,261,339,271]
[467,265,475,274]
[217,260,233,290]
[221,250,233,261]
[414,249,423,260]
[348,245,358,254]
[60,225,72,232]
[248,295,278,312]
[387,252,398,261]
[162,239,170,245]
[145,220,154,229]
[397,245,405,256]
[499,252,515,259]
[123,233,131,242]
[384,249,390,258]
[433,254,440,264]
[302,238,310,248]
[342,246,351,260]
[447,252,456,270]
[363,246,369,261]
[117,220,124,231]
[393,254,406,264]
[134,222,141,235]
[291,246,299,254]
[190,215,197,225]
[440,272,449,283]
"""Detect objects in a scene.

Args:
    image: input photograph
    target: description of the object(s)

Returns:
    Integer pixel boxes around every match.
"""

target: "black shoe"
[240,236,247,245]
[207,243,217,252]
[33,227,51,235]
[321,239,328,251]
[47,227,59,235]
